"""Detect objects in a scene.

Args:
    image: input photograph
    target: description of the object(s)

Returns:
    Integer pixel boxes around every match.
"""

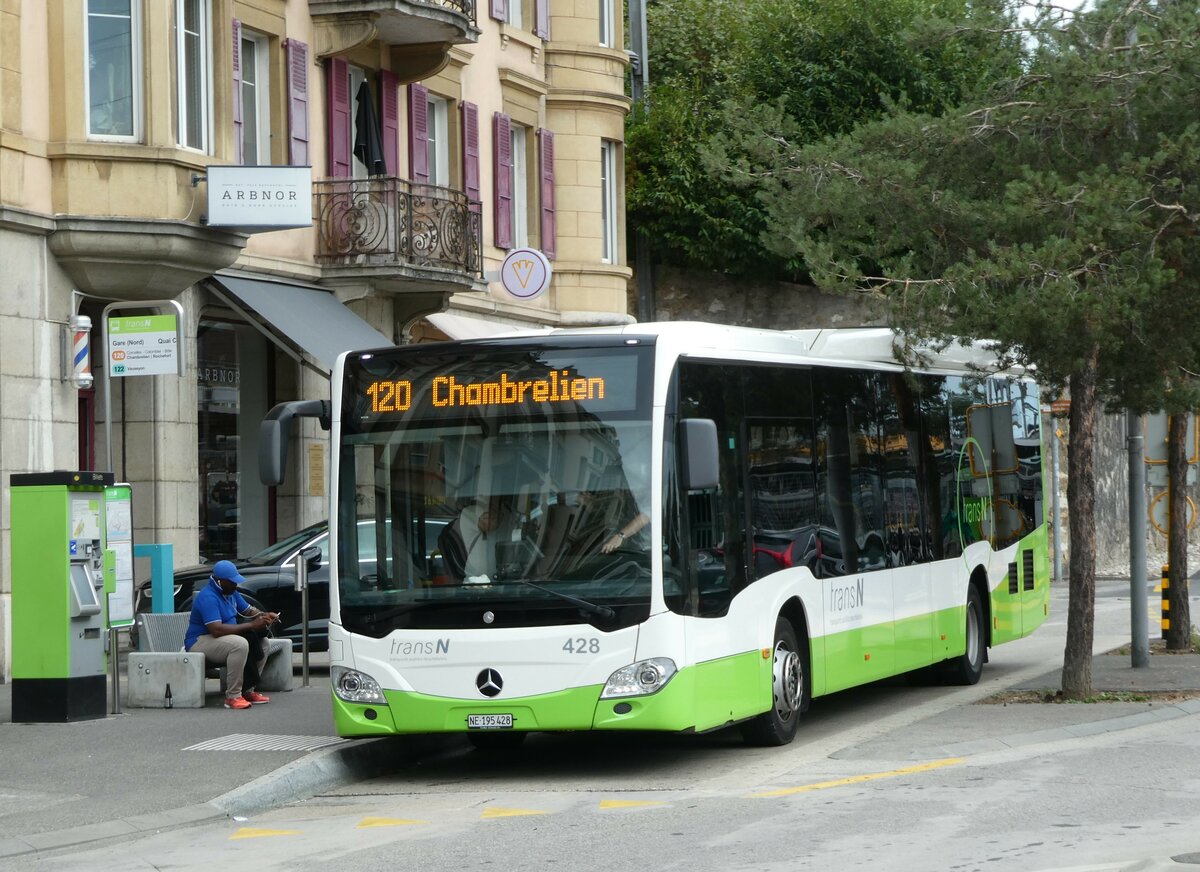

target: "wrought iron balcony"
[314,177,482,279]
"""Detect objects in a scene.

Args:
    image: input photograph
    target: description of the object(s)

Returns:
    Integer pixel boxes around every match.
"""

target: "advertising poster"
[105,484,135,627]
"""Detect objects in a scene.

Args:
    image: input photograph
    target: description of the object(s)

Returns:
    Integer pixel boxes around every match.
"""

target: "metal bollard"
[1162,564,1170,640]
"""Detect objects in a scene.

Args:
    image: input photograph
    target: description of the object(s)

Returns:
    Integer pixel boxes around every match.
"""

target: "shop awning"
[424,311,554,340]
[209,274,392,372]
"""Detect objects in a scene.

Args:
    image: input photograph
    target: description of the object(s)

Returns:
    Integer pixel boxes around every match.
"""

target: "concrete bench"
[127,612,293,708]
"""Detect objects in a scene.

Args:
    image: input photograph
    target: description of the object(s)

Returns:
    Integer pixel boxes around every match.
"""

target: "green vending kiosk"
[10,471,114,722]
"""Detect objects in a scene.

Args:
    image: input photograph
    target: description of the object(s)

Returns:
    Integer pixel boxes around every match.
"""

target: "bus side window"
[747,420,818,580]
[918,375,954,561]
[816,369,886,575]
[946,376,992,551]
[881,373,923,567]
[1012,380,1044,543]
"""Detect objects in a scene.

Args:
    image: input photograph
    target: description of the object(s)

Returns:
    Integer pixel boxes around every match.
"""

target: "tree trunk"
[1061,347,1099,699]
[1166,413,1192,650]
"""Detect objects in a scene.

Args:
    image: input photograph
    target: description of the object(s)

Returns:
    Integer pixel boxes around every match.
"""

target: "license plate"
[468,713,513,730]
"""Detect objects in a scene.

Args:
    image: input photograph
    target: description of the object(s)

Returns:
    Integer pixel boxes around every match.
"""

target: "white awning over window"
[424,312,554,340]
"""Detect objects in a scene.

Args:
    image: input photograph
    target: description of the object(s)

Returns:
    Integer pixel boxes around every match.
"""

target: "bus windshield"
[337,341,655,633]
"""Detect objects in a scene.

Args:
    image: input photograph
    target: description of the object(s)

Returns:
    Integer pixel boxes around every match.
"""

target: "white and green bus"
[263,323,1049,747]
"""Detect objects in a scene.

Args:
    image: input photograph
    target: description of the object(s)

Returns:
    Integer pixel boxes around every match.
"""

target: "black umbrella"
[353,80,387,176]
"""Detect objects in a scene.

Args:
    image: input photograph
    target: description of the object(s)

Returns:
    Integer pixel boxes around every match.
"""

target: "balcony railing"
[311,0,477,32]
[429,0,476,22]
[314,177,482,278]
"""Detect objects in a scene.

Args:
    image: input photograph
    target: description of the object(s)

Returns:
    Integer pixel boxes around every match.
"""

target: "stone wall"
[644,265,884,330]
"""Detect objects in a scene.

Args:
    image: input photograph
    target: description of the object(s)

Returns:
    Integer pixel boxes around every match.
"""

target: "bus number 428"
[563,638,600,654]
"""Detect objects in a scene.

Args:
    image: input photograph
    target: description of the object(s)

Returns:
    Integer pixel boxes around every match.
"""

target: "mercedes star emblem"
[476,668,503,697]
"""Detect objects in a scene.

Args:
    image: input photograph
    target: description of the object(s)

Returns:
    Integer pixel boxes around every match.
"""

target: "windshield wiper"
[505,578,616,620]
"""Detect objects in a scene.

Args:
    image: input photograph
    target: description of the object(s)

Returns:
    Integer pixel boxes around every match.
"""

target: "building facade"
[0,0,632,680]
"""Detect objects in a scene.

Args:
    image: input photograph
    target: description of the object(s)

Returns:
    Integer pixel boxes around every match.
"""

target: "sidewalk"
[1026,645,1200,695]
[0,649,452,860]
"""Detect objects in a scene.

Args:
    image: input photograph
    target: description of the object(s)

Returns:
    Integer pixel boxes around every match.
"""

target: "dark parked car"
[134,521,332,652]
[133,518,448,653]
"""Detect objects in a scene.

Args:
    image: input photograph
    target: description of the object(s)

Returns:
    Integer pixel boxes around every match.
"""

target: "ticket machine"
[10,471,114,721]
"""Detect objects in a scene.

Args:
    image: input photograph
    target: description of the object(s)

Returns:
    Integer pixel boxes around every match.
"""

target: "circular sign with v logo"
[499,248,552,301]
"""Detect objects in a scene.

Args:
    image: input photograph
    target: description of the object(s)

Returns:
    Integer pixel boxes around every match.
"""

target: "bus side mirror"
[259,400,331,486]
[680,418,719,491]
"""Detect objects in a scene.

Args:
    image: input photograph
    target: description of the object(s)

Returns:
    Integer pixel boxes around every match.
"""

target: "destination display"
[365,370,608,414]
[350,348,647,421]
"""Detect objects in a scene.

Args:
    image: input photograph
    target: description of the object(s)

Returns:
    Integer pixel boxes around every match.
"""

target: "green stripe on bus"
[332,651,770,737]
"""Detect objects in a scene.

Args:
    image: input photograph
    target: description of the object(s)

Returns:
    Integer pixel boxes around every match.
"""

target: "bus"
[261,322,1049,747]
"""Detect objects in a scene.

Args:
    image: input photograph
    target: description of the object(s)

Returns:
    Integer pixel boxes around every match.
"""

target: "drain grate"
[184,733,347,752]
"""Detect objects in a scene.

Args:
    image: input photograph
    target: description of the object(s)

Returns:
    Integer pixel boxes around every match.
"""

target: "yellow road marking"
[229,827,301,840]
[598,799,667,810]
[482,807,549,819]
[356,817,429,828]
[747,757,966,798]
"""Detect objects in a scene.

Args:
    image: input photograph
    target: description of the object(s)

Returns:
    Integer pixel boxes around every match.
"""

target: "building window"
[240,30,270,165]
[599,0,614,47]
[175,0,212,151]
[511,124,528,248]
[427,94,450,187]
[506,0,524,29]
[86,0,140,139]
[349,65,368,178]
[601,139,618,263]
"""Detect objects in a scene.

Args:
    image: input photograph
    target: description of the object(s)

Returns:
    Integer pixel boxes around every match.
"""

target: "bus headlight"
[331,666,386,704]
[600,658,677,698]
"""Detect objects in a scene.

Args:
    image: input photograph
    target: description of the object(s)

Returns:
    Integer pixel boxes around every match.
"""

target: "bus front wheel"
[944,584,985,685]
[740,617,806,747]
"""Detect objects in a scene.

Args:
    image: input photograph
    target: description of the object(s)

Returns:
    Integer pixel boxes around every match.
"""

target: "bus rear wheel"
[740,617,805,747]
[944,584,985,686]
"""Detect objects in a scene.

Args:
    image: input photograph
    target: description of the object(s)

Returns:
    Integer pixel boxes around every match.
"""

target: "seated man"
[184,560,280,710]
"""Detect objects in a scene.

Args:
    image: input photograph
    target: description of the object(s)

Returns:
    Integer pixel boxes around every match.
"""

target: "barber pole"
[69,314,94,390]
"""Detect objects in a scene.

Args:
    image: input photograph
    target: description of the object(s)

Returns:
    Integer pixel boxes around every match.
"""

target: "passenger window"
[816,369,886,575]
[748,421,818,580]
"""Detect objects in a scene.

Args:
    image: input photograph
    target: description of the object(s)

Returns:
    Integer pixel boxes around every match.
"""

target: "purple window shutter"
[232,20,244,164]
[462,101,481,212]
[490,0,507,22]
[538,128,556,259]
[408,83,429,183]
[494,112,513,250]
[285,39,309,165]
[379,70,399,176]
[327,57,351,178]
[534,0,550,39]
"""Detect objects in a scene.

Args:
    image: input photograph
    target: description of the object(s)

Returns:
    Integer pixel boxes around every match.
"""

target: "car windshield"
[337,341,655,632]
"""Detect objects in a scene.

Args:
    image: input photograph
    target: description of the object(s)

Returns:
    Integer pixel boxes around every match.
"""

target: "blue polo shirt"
[185,578,251,650]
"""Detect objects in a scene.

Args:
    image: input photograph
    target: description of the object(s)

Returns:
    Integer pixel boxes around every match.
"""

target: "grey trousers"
[189,633,268,698]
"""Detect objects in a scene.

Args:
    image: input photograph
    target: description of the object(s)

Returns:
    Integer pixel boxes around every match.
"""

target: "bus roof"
[537,321,1026,377]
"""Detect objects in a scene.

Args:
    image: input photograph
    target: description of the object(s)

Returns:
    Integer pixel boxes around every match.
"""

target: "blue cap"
[211,559,245,585]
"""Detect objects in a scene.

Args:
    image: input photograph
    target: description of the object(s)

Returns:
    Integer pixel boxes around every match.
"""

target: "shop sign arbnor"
[205,165,313,229]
